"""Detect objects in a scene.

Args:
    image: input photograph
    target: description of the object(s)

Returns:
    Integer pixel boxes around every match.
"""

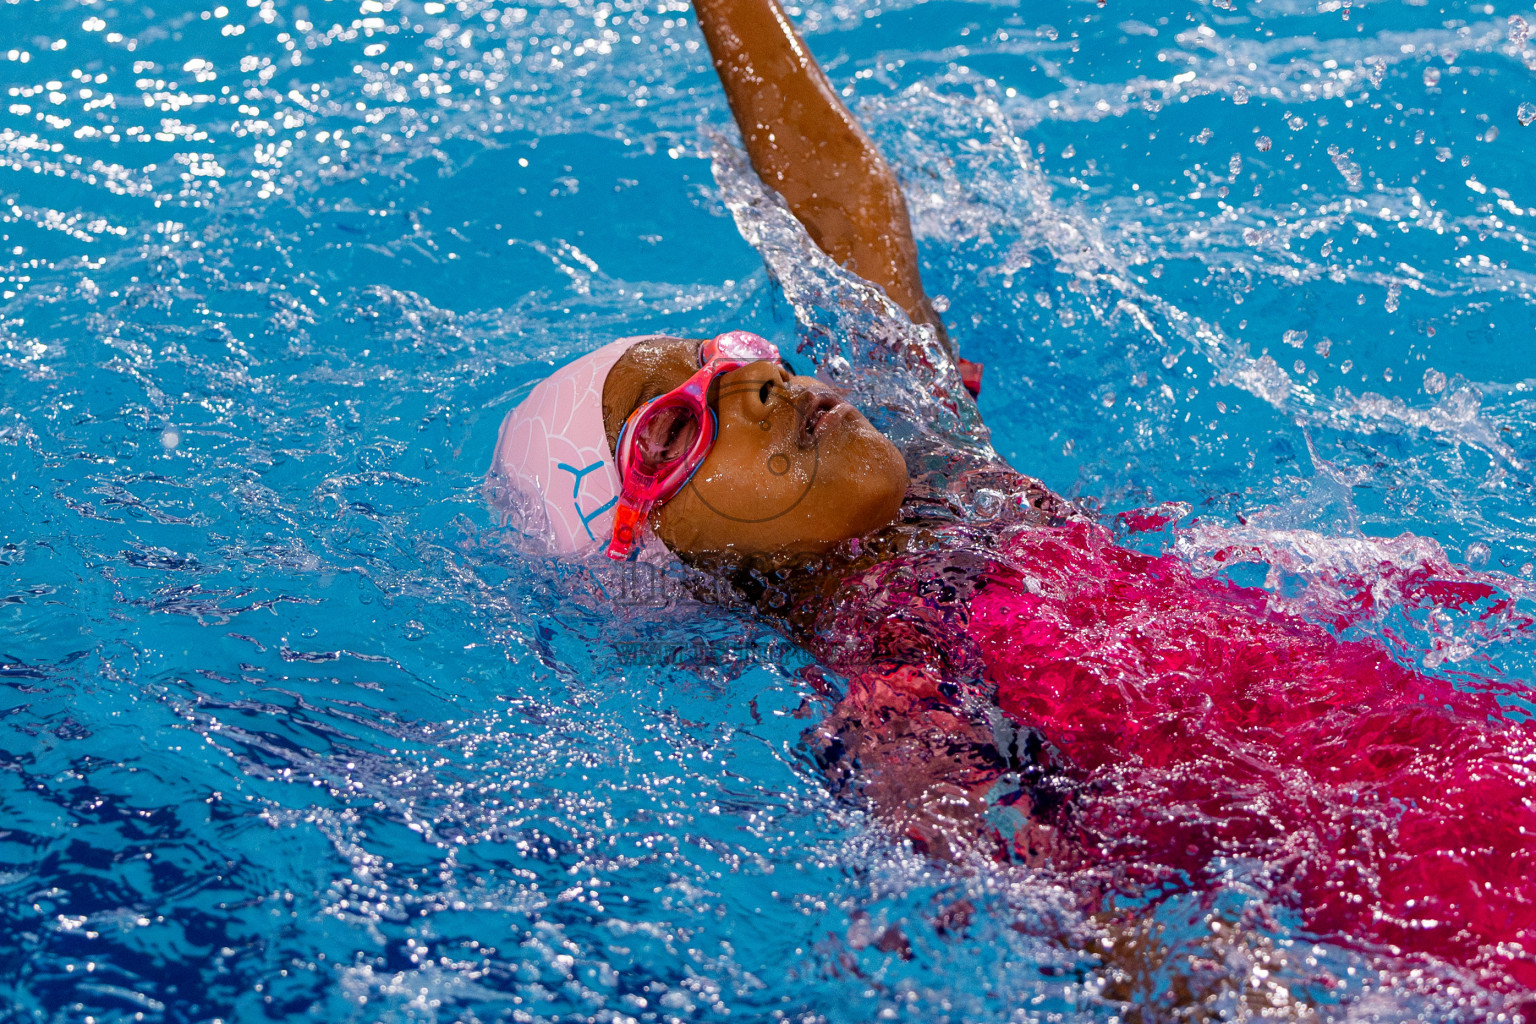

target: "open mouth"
[796,391,847,448]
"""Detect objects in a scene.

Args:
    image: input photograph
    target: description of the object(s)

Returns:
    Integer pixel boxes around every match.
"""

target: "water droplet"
[1228,153,1243,175]
[1509,14,1529,44]
[1464,542,1491,568]
[1232,86,1250,105]
[1314,337,1332,357]
[1293,359,1306,374]
[1383,366,1394,381]
[1327,144,1363,189]
[1384,282,1401,313]
[160,428,180,450]
[1287,115,1305,131]
[1195,127,1214,144]
[1424,367,1447,394]
[1061,143,1076,159]
[1520,562,1534,578]
[1519,101,1536,126]
[930,294,950,313]
[1101,391,1117,408]
[1255,135,1272,152]
[1484,125,1499,142]
[1423,66,1441,87]
[1283,329,1308,348]
[1340,359,1354,374]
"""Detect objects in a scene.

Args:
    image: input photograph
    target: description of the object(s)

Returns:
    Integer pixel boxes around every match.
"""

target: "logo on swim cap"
[487,336,644,555]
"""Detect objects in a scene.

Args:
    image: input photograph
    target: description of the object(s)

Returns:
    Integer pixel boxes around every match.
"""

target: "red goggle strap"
[605,491,654,560]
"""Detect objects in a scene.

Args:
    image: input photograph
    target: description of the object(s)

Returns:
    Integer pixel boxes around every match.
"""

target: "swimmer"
[490,0,1536,1002]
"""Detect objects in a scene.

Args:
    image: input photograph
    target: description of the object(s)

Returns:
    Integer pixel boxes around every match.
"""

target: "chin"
[831,464,908,540]
[847,485,906,539]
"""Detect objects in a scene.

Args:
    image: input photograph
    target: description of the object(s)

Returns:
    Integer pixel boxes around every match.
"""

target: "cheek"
[653,417,906,554]
[700,435,813,497]
[663,438,819,532]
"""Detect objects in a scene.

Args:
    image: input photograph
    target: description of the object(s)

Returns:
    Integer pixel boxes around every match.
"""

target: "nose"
[723,360,792,420]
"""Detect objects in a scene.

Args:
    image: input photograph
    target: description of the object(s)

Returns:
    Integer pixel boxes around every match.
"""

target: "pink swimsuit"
[810,515,1536,991]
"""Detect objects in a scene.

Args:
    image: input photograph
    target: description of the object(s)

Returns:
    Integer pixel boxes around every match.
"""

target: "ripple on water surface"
[3,0,1536,1020]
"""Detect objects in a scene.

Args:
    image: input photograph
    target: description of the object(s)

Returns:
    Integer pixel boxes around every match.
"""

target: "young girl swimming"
[489,0,1536,1004]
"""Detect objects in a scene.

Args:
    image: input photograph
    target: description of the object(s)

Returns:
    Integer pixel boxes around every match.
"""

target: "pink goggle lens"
[702,329,780,366]
[630,403,702,469]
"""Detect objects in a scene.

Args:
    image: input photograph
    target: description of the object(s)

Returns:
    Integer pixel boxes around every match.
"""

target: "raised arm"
[693,0,979,391]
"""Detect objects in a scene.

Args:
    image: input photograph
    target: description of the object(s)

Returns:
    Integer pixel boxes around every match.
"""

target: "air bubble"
[1228,153,1242,175]
[1255,135,1272,152]
[1509,14,1529,44]
[1424,367,1446,394]
[1519,102,1536,127]
[1464,542,1491,568]
[1283,329,1307,348]
[1423,67,1441,87]
[1232,86,1249,105]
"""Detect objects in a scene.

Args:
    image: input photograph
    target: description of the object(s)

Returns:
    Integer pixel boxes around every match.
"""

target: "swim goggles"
[607,330,783,560]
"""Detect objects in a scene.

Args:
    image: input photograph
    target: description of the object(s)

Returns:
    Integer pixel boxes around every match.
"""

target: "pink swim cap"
[488,336,659,555]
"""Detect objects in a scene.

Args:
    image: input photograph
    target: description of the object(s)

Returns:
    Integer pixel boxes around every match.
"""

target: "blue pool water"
[4,0,1536,1020]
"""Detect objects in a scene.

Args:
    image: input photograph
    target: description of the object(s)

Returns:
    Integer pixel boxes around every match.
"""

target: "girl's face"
[602,337,909,558]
